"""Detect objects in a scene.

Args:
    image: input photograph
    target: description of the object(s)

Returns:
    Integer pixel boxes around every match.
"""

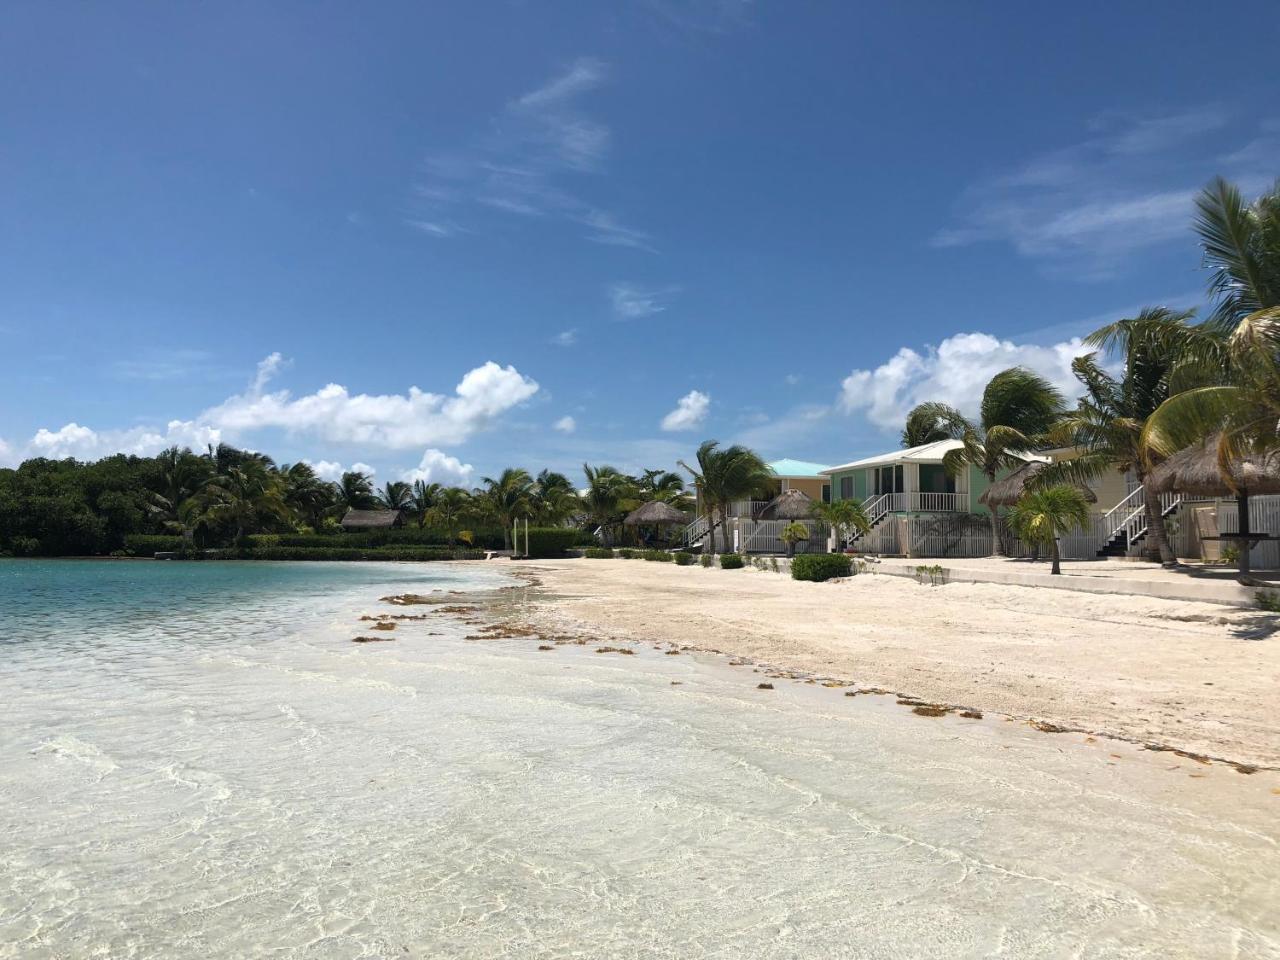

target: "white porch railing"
[855,492,968,514]
[723,499,771,518]
[1101,487,1188,549]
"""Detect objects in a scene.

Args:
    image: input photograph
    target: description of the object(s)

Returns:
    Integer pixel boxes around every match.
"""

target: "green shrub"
[523,527,580,558]
[584,547,614,559]
[617,548,638,559]
[674,551,694,565]
[642,549,673,562]
[123,534,185,556]
[791,553,851,582]
[719,553,744,569]
[699,553,713,568]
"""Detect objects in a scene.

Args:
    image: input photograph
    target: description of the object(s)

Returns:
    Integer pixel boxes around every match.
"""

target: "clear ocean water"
[1,559,1277,959]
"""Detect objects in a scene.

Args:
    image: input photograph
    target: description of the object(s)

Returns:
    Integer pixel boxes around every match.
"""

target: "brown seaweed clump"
[595,646,635,655]
[959,710,984,720]
[351,636,395,644]
[368,621,396,631]
[757,682,774,690]
[911,705,950,718]
[664,649,681,656]
[1030,720,1070,734]
[380,594,446,605]
[537,645,554,651]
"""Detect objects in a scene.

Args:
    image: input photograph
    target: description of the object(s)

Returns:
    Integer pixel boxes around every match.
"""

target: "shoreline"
[491,558,1280,770]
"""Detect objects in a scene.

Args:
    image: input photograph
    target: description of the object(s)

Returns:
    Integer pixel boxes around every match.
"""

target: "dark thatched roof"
[757,488,816,520]
[1147,439,1280,497]
[623,500,690,526]
[979,460,1097,507]
[341,509,404,529]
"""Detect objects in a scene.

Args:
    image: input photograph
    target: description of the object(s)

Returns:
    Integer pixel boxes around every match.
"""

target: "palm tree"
[480,468,534,549]
[778,521,809,558]
[1194,176,1279,329]
[637,469,688,505]
[196,462,290,543]
[336,471,378,512]
[1007,485,1092,575]
[941,368,1066,557]
[678,441,772,555]
[379,480,412,513]
[426,487,470,547]
[1044,308,1225,565]
[147,446,211,542]
[810,498,871,551]
[581,464,636,546]
[532,470,579,525]
[901,402,967,448]
[279,461,335,531]
[408,480,442,528]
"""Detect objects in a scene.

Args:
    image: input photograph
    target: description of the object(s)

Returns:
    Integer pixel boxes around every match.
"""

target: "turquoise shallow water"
[1,559,1278,959]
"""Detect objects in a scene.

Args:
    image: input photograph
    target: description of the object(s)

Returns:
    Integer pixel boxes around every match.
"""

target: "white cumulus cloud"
[661,390,710,432]
[27,420,221,461]
[838,332,1090,431]
[553,415,577,434]
[202,357,539,449]
[304,460,346,482]
[400,449,473,487]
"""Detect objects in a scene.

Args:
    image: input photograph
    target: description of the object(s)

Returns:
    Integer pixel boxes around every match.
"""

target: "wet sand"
[505,559,1280,769]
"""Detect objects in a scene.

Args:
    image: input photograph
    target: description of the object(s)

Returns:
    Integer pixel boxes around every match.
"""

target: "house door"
[874,465,903,496]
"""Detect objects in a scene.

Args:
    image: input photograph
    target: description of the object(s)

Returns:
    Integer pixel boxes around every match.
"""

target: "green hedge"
[584,547,614,559]
[617,548,638,559]
[123,534,187,555]
[719,553,744,569]
[242,546,482,561]
[791,553,852,582]
[245,529,508,549]
[523,527,579,558]
[674,551,694,565]
[642,549,673,562]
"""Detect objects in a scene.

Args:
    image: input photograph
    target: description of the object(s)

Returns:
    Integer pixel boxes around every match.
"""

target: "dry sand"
[509,558,1280,769]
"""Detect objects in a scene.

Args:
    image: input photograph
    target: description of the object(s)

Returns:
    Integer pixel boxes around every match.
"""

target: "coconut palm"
[196,462,290,543]
[426,487,470,547]
[1194,176,1280,329]
[637,468,688,505]
[378,480,412,513]
[810,497,871,550]
[480,468,535,549]
[1007,485,1092,575]
[532,470,579,525]
[941,368,1066,557]
[581,464,636,545]
[1042,307,1225,565]
[778,521,809,558]
[901,402,967,448]
[147,446,211,541]
[406,480,441,528]
[678,441,772,555]
[335,471,378,512]
[279,461,336,531]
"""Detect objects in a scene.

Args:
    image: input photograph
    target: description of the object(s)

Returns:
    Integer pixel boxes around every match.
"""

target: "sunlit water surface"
[1,559,1277,959]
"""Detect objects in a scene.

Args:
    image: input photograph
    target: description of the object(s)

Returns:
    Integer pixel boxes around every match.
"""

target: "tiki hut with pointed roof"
[1148,438,1280,579]
[756,488,817,521]
[623,500,691,527]
[978,460,1097,508]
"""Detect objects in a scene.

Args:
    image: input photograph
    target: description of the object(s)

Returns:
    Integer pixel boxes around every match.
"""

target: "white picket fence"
[738,519,829,555]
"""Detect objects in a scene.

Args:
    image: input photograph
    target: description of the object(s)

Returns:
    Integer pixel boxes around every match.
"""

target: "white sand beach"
[511,559,1280,769]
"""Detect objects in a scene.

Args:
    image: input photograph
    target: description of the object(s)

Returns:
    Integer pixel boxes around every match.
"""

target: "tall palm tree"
[580,464,636,545]
[1194,176,1280,329]
[942,368,1066,557]
[678,441,772,555]
[196,462,290,543]
[336,471,378,512]
[480,468,534,549]
[637,468,689,506]
[279,461,335,531]
[901,402,967,448]
[147,446,211,541]
[426,487,470,547]
[1007,485,1092,575]
[408,480,442,528]
[1044,308,1225,565]
[379,480,413,513]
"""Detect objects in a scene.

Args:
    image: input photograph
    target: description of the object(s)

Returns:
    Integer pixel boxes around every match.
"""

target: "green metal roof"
[767,458,831,478]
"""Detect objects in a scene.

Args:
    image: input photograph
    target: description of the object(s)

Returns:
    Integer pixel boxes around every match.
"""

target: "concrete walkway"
[871,556,1277,606]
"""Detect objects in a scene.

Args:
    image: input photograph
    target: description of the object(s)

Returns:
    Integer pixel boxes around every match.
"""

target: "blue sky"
[2,1,1278,486]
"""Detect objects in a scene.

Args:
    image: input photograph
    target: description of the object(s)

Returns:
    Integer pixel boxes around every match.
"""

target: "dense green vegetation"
[718,553,744,569]
[790,553,852,582]
[0,444,685,559]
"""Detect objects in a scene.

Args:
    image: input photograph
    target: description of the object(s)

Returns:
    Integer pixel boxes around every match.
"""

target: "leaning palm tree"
[942,368,1066,557]
[1007,485,1092,575]
[196,462,291,543]
[147,446,211,542]
[809,498,871,551]
[637,468,688,505]
[678,441,772,555]
[335,471,378,512]
[279,461,336,531]
[408,480,442,528]
[1194,176,1279,330]
[532,470,579,525]
[1043,308,1226,565]
[480,468,534,549]
[901,402,967,448]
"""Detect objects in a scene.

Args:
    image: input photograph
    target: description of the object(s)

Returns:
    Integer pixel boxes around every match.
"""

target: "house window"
[822,483,831,503]
[839,476,852,500]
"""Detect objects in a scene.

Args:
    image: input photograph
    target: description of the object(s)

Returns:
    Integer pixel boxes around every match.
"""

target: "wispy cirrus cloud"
[406,58,652,250]
[609,282,679,319]
[931,108,1276,278]
[551,328,578,347]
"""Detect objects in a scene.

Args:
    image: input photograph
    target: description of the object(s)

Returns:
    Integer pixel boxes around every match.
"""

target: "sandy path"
[508,559,1280,768]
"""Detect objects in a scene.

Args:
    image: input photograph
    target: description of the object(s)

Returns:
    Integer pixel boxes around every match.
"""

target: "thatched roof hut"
[341,509,404,530]
[979,460,1097,508]
[1147,439,1280,497]
[757,488,816,521]
[623,500,690,526]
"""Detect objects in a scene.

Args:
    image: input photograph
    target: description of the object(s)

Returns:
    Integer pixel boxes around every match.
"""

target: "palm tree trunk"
[1141,477,1175,565]
[719,504,732,555]
[1050,538,1061,575]
[502,519,511,551]
[1237,494,1253,581]
[988,509,1004,557]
